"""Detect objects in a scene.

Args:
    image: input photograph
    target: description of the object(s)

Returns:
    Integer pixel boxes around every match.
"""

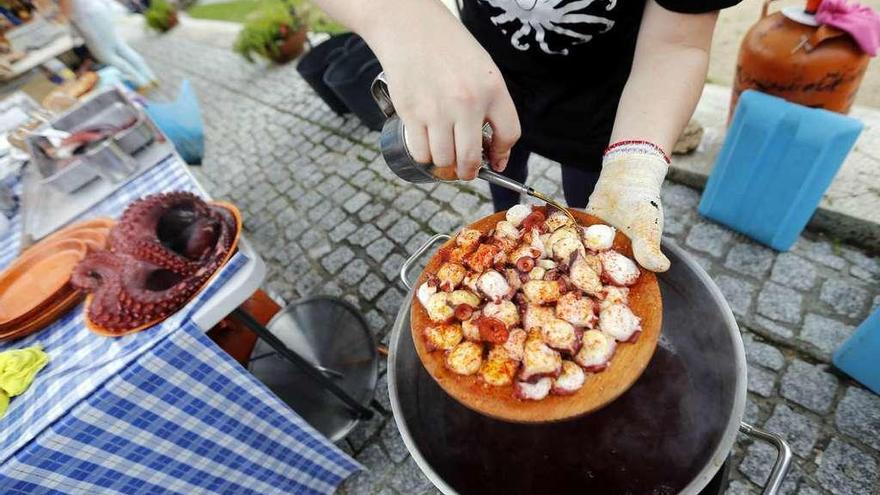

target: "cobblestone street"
[133,30,879,495]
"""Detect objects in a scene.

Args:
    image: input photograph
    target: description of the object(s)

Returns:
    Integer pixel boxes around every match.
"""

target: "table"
[0,154,361,494]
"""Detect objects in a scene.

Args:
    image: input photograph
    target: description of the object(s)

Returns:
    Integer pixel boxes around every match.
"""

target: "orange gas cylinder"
[730,0,870,118]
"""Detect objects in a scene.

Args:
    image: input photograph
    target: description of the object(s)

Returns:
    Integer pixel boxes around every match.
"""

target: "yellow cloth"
[0,346,49,418]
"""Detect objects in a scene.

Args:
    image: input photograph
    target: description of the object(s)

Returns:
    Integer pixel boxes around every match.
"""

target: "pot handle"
[739,422,793,495]
[400,233,451,289]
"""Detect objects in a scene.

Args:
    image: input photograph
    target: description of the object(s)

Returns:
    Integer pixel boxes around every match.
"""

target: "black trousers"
[490,143,603,212]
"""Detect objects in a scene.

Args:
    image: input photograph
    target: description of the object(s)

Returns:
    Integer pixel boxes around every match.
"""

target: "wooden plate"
[0,239,87,325]
[0,289,83,342]
[409,209,662,423]
[84,201,243,337]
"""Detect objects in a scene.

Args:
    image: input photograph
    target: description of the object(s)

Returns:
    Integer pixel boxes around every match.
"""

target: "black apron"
[460,0,740,166]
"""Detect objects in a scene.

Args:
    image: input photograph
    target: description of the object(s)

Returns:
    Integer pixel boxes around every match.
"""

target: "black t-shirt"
[461,0,740,164]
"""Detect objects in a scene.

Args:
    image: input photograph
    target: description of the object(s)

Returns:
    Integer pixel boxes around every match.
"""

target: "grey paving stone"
[725,241,776,278]
[377,287,405,317]
[322,246,356,274]
[742,333,785,370]
[795,238,847,271]
[393,189,426,211]
[360,274,386,302]
[835,386,880,451]
[764,404,821,457]
[358,203,385,223]
[747,364,776,397]
[388,456,432,494]
[685,221,734,258]
[380,422,410,464]
[339,258,370,286]
[770,253,818,291]
[714,274,757,318]
[726,479,759,495]
[341,443,391,495]
[450,192,481,216]
[432,183,460,202]
[757,282,803,325]
[318,206,348,231]
[780,360,839,413]
[428,211,463,234]
[364,309,387,337]
[661,182,701,211]
[744,397,762,424]
[408,199,441,220]
[344,192,372,214]
[815,439,878,495]
[751,316,795,340]
[374,372,392,413]
[375,209,401,230]
[298,228,324,249]
[842,247,879,274]
[351,224,383,247]
[329,220,358,243]
[850,264,878,283]
[664,212,690,236]
[382,254,408,284]
[819,278,870,319]
[367,237,396,263]
[388,217,420,243]
[799,314,854,360]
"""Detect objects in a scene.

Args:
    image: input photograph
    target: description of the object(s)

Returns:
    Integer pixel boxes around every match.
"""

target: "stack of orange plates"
[0,218,114,341]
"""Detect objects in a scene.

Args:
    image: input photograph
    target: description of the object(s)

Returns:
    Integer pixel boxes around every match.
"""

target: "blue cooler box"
[699,90,862,251]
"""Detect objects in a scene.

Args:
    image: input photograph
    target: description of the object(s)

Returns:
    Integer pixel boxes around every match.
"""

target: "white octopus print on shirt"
[482,0,618,55]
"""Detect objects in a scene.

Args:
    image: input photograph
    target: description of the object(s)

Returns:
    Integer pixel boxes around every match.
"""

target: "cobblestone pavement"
[132,31,880,495]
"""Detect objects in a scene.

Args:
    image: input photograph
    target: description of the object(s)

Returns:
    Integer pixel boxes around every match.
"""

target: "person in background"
[58,0,157,91]
[309,0,741,272]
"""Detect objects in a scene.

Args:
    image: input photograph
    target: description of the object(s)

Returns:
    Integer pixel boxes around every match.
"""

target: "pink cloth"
[816,0,880,56]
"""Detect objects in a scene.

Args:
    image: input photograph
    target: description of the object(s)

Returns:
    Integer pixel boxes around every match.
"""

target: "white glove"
[585,141,671,273]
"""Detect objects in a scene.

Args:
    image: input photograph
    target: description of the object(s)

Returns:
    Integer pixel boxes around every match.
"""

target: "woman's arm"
[610,1,718,154]
[307,0,520,179]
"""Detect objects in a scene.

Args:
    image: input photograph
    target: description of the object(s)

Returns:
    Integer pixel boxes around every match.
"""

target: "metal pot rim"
[387,238,748,495]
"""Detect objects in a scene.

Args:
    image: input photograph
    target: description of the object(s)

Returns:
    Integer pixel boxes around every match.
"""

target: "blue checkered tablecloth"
[0,155,360,493]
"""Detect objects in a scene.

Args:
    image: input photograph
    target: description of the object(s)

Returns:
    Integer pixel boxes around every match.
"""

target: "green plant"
[145,0,178,32]
[233,0,304,62]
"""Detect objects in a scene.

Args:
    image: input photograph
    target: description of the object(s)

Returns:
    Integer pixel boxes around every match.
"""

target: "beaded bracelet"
[604,139,670,164]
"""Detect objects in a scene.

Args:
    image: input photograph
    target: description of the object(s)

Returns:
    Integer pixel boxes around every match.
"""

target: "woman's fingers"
[486,94,521,172]
[428,124,456,169]
[403,123,431,164]
[453,114,485,180]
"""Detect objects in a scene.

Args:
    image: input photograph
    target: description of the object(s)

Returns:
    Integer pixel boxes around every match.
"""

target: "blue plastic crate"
[834,308,880,394]
[699,90,863,251]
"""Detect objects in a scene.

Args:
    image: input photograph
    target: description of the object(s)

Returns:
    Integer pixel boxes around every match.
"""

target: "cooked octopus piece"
[495,220,521,240]
[545,209,575,232]
[416,281,437,307]
[457,228,483,251]
[482,299,520,329]
[425,323,464,351]
[530,229,549,259]
[425,292,454,323]
[575,330,617,371]
[600,286,630,309]
[462,310,482,341]
[540,318,580,355]
[552,360,587,395]
[549,226,585,262]
[466,244,499,273]
[437,262,466,291]
[515,377,553,401]
[569,252,603,295]
[506,204,532,227]
[529,266,546,280]
[480,346,519,386]
[599,303,642,342]
[599,250,640,286]
[520,330,562,381]
[503,328,527,362]
[522,280,561,305]
[523,304,556,332]
[555,291,597,328]
[446,341,483,375]
[582,224,616,252]
[478,270,510,302]
[449,289,481,308]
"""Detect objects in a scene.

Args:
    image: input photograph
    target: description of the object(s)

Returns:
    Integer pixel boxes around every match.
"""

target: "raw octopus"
[71,192,238,334]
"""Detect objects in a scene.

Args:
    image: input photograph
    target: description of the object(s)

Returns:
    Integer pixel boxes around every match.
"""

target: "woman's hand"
[315,0,520,180]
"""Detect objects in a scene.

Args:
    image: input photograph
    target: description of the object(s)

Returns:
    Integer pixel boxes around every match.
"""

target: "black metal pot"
[389,234,793,495]
[323,38,385,131]
[296,33,354,115]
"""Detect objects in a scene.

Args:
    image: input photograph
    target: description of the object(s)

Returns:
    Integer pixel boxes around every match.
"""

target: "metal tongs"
[370,73,576,223]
